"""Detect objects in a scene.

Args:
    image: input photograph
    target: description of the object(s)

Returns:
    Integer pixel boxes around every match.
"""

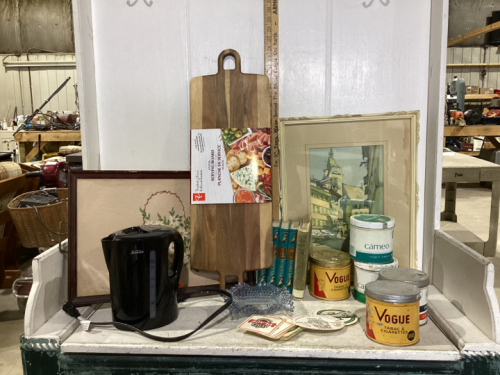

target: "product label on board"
[191,128,272,204]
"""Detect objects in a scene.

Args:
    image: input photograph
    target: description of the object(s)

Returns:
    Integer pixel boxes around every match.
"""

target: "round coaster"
[293,316,345,331]
[315,309,359,326]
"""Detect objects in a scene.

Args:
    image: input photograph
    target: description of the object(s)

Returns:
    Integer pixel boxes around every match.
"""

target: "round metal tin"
[378,268,430,288]
[350,214,395,230]
[353,258,399,271]
[353,258,399,303]
[309,249,351,268]
[365,280,420,304]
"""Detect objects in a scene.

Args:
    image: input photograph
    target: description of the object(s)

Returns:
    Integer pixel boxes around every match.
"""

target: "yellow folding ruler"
[264,0,279,220]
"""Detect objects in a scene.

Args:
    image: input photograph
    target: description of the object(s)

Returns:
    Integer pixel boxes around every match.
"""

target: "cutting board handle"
[217,49,241,74]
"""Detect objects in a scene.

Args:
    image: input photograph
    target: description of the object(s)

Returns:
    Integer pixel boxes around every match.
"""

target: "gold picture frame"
[279,112,419,268]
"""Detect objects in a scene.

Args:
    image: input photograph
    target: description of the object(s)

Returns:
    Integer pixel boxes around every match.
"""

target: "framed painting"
[279,112,419,268]
[68,171,219,306]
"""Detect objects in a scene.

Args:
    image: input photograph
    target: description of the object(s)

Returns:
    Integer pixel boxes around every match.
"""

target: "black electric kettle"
[102,225,184,331]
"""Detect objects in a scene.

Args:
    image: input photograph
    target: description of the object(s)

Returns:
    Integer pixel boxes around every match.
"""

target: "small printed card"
[280,326,303,341]
[238,315,284,337]
[238,314,298,340]
[191,128,272,204]
[269,314,296,339]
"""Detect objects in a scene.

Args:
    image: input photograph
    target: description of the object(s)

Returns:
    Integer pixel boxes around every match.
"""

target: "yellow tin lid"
[309,248,350,268]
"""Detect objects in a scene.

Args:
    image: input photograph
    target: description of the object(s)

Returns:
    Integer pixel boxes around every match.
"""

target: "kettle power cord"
[62,289,233,343]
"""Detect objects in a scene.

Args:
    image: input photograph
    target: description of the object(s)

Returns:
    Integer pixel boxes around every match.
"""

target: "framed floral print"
[68,171,218,306]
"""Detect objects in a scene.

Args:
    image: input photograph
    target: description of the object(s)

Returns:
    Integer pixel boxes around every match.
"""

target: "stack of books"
[256,218,312,299]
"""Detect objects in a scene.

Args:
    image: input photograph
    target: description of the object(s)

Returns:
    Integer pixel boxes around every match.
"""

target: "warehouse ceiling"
[449,0,500,47]
[0,0,74,54]
[0,1,498,52]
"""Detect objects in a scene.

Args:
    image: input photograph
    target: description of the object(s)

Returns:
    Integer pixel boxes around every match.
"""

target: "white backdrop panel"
[280,0,431,268]
[91,0,263,171]
[92,0,190,170]
[279,1,330,117]
[187,0,263,78]
[86,0,430,267]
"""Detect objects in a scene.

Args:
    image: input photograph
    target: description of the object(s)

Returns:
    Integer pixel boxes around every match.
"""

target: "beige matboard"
[280,112,419,268]
[70,173,218,304]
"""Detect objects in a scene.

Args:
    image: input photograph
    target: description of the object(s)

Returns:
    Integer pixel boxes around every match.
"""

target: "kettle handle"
[169,232,184,290]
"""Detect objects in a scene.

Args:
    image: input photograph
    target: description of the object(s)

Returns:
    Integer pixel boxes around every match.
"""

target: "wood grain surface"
[190,49,273,288]
[13,130,81,142]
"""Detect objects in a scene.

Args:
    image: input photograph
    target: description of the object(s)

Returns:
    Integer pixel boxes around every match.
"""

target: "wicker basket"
[8,189,68,248]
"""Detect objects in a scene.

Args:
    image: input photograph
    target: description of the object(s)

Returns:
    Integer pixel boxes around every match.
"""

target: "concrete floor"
[0,248,37,375]
[0,184,499,374]
[0,290,24,375]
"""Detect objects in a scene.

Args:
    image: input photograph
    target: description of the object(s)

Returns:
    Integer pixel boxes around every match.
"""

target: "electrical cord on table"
[62,289,233,342]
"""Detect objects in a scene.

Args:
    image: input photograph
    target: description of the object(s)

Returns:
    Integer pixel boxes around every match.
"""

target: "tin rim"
[309,249,351,268]
[350,214,395,230]
[378,268,430,288]
[365,280,420,303]
[354,257,398,271]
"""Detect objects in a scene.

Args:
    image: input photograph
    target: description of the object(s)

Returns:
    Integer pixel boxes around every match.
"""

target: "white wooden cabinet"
[0,130,19,162]
[0,130,18,151]
[19,0,500,373]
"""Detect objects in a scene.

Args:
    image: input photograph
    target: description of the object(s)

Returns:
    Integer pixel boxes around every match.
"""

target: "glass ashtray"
[225,283,294,319]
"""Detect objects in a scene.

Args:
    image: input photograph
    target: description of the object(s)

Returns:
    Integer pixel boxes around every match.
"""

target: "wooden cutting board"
[190,49,273,289]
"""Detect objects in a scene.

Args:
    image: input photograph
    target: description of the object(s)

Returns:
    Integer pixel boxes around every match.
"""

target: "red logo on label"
[193,193,206,201]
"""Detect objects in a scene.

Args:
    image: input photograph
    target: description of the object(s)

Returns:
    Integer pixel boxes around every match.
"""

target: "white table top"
[61,290,460,362]
[442,151,500,182]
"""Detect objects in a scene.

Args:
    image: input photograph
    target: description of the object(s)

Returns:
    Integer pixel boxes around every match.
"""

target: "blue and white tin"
[349,214,395,263]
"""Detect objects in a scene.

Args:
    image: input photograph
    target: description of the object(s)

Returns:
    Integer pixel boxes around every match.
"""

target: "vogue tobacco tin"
[378,267,430,325]
[365,280,420,346]
[309,249,351,300]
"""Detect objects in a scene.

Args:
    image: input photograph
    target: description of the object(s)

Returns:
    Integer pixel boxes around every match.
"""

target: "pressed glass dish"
[225,283,294,319]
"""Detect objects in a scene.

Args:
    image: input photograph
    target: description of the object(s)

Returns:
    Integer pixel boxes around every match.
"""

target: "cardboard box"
[473,137,484,152]
[461,143,474,152]
[466,85,479,94]
[480,87,495,95]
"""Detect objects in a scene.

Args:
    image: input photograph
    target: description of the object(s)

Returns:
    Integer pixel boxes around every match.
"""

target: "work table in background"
[13,130,81,162]
[441,152,500,257]
[443,125,500,156]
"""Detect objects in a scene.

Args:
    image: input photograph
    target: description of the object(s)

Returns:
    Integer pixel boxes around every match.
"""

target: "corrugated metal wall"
[0,54,77,119]
[0,0,74,54]
[446,46,500,88]
[448,0,500,47]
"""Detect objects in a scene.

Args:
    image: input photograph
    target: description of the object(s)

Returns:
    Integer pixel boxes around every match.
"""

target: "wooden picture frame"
[68,170,219,306]
[279,112,419,268]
